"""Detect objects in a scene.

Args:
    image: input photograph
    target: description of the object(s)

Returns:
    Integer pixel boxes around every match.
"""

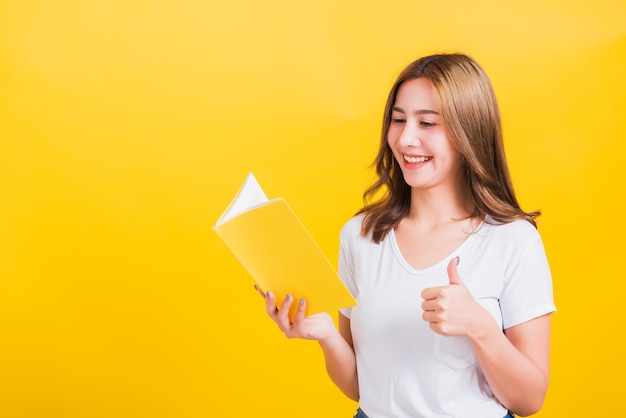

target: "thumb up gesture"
[421,257,490,337]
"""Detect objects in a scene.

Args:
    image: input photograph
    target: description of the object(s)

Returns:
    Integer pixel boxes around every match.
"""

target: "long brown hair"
[359,53,539,243]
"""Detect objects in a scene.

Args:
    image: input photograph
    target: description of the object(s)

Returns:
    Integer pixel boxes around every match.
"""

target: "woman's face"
[387,77,462,191]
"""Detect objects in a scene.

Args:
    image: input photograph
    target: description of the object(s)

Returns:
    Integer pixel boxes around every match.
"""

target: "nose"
[398,123,421,147]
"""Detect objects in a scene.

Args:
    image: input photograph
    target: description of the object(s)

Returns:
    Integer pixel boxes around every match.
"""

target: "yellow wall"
[1,1,624,416]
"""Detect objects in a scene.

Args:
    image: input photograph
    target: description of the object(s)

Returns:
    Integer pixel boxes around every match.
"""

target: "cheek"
[440,136,459,159]
[386,126,399,146]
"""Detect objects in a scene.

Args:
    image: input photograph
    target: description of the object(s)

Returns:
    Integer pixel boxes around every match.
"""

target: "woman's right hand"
[254,285,338,342]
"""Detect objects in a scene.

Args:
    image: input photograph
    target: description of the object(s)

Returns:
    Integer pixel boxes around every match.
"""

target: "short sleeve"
[500,233,556,329]
[338,220,359,318]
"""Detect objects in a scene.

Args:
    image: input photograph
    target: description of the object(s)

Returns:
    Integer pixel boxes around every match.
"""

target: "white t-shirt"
[338,215,556,418]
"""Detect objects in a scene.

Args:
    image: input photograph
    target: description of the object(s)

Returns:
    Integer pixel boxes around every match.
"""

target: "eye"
[391,117,406,124]
[419,121,436,127]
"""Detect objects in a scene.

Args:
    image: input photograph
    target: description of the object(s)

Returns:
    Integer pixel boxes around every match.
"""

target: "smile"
[403,155,432,164]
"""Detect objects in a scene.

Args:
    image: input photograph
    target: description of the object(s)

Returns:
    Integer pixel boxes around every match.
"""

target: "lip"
[402,154,432,167]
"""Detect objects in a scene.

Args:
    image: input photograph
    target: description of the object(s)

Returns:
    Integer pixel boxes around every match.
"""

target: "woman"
[258,53,555,418]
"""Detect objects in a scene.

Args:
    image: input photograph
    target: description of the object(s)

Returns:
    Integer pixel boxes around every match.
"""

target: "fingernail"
[299,298,304,305]
[266,290,272,297]
[285,294,291,301]
[456,256,460,265]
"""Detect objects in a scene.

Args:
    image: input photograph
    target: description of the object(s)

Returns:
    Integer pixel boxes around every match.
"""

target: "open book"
[213,173,357,317]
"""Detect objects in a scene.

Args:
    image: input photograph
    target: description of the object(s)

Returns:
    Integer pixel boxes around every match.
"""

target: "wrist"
[468,308,500,343]
[317,329,344,350]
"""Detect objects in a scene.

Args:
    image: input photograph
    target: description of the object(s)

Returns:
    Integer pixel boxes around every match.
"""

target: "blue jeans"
[354,408,515,417]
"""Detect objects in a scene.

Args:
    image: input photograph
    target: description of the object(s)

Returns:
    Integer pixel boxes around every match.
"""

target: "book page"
[215,172,269,226]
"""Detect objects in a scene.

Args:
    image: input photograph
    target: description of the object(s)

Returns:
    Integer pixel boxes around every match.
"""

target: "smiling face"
[387,77,462,192]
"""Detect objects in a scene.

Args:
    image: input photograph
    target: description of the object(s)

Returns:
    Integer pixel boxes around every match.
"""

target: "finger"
[276,294,294,327]
[253,284,266,298]
[293,297,307,324]
[429,322,444,334]
[421,286,443,301]
[447,256,463,285]
[421,299,436,312]
[422,310,437,323]
[264,290,279,317]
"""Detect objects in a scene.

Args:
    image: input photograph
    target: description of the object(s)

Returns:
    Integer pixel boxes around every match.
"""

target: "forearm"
[471,324,549,416]
[318,332,359,401]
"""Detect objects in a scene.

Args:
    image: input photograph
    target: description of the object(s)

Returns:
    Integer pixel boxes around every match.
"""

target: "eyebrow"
[391,106,439,115]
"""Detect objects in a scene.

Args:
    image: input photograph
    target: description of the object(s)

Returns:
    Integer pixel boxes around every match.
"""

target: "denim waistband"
[354,408,515,418]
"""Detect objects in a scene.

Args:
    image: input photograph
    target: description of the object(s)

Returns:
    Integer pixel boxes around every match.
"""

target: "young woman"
[258,53,556,418]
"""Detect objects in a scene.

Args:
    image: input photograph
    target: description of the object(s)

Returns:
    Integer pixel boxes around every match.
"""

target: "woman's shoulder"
[339,214,382,259]
[339,214,367,240]
[479,218,543,246]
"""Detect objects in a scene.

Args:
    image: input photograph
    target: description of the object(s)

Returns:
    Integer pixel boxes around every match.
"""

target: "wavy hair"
[359,53,539,243]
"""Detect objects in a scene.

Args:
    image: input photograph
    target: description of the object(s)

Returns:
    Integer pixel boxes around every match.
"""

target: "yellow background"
[1,1,624,416]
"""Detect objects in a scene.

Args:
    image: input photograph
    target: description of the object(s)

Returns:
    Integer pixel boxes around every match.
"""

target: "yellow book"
[213,173,356,317]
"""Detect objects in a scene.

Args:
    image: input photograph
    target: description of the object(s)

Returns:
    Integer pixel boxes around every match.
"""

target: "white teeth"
[404,155,431,163]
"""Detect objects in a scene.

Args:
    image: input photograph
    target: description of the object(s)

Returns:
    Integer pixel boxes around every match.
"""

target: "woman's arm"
[320,313,359,401]
[260,288,359,401]
[421,259,551,416]
[471,314,550,416]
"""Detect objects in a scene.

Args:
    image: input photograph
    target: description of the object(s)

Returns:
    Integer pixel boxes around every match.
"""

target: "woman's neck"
[406,185,476,227]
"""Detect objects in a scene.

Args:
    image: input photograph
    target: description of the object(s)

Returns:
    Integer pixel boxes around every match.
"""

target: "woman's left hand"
[421,257,493,338]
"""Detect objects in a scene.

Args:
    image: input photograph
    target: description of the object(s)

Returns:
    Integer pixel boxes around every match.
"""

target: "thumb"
[447,256,463,285]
